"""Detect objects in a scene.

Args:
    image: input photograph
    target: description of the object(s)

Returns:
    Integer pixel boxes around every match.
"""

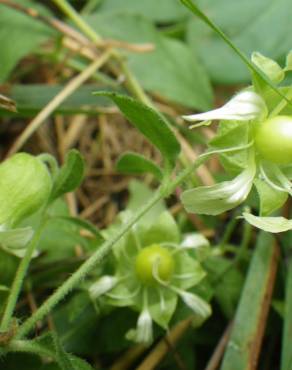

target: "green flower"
[89,210,211,344]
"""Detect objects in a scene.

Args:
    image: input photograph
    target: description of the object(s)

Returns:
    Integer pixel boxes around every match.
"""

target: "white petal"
[136,309,153,344]
[89,276,118,299]
[183,91,266,123]
[181,162,256,215]
[180,291,211,319]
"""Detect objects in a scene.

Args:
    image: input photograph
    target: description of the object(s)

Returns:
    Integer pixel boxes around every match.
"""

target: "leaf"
[0,85,117,117]
[98,0,187,22]
[95,92,180,168]
[253,178,288,216]
[221,232,278,369]
[87,13,213,110]
[181,165,256,215]
[243,213,292,233]
[50,150,85,202]
[55,216,104,243]
[0,0,56,82]
[0,227,33,249]
[186,0,292,84]
[116,152,163,180]
[281,255,292,370]
[251,52,284,83]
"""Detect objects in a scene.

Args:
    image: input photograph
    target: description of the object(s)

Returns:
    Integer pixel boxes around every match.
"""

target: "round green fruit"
[255,115,292,165]
[135,244,175,285]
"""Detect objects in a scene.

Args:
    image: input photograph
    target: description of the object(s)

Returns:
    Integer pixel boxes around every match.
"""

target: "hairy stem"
[15,155,208,339]
[0,221,47,332]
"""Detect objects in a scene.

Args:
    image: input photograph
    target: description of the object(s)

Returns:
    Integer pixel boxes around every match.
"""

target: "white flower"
[179,291,211,319]
[182,91,267,123]
[135,309,153,344]
[89,276,118,299]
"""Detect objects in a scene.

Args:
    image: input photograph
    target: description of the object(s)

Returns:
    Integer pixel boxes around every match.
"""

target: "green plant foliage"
[0,0,56,82]
[87,13,213,110]
[116,152,163,180]
[186,0,292,83]
[50,150,85,202]
[98,0,188,22]
[96,92,180,169]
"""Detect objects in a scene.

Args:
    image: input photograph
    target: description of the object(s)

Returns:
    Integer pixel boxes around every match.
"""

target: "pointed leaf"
[0,227,33,249]
[50,150,85,202]
[95,92,180,168]
[251,52,284,83]
[243,213,292,233]
[116,152,163,180]
[254,178,288,216]
[181,0,291,105]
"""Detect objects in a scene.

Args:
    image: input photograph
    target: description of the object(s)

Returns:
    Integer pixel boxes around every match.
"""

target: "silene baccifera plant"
[1,0,292,368]
[88,182,211,344]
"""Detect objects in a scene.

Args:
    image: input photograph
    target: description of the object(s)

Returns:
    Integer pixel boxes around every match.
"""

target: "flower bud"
[0,153,52,227]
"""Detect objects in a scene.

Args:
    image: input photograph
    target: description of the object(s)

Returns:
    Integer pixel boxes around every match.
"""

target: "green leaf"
[0,227,33,249]
[253,178,288,216]
[0,0,56,82]
[221,232,277,369]
[186,0,292,84]
[55,216,104,243]
[281,255,292,370]
[251,52,284,83]
[182,0,291,105]
[98,0,187,22]
[95,92,180,168]
[243,213,292,233]
[116,152,163,180]
[87,13,213,110]
[50,150,85,202]
[0,85,117,117]
[181,165,256,215]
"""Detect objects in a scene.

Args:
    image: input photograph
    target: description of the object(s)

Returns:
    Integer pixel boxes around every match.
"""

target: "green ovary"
[255,115,292,165]
[135,244,175,285]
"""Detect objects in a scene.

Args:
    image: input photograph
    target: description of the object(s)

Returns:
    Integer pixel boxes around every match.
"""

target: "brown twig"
[136,318,192,370]
[204,321,233,370]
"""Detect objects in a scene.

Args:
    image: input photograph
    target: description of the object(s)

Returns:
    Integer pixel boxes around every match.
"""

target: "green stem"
[0,221,47,332]
[7,339,55,359]
[15,156,209,340]
[52,0,102,45]
[53,0,153,108]
[270,86,292,118]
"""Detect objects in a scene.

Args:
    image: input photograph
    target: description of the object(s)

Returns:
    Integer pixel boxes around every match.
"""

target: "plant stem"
[53,0,153,108]
[15,156,209,340]
[52,0,103,45]
[0,221,47,332]
[270,86,292,118]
